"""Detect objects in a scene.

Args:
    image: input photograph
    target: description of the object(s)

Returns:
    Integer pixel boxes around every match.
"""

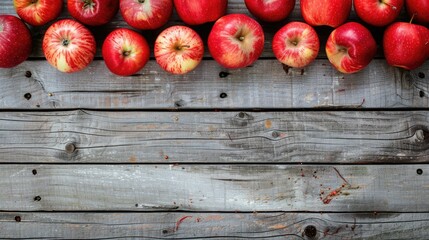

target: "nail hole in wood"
[238,112,245,118]
[420,91,425,98]
[135,203,138,207]
[14,216,21,222]
[24,93,32,100]
[220,92,228,99]
[34,196,41,201]
[219,71,230,78]
[272,131,280,138]
[25,71,32,78]
[417,169,423,175]
[174,100,184,108]
[304,225,317,238]
[418,72,426,79]
[32,169,37,175]
[162,229,169,234]
[65,143,76,153]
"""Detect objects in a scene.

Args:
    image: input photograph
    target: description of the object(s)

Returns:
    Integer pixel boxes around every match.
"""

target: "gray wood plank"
[0,164,427,211]
[0,212,428,239]
[1,60,428,109]
[0,0,392,58]
[0,110,428,163]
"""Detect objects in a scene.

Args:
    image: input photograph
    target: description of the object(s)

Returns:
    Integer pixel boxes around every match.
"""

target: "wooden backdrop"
[1,1,429,239]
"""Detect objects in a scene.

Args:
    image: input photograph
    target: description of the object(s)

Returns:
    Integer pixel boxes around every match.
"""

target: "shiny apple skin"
[326,22,377,74]
[0,15,32,68]
[300,0,352,27]
[42,19,96,73]
[155,26,204,75]
[406,0,429,25]
[120,0,173,30]
[208,14,265,69]
[102,28,150,76]
[13,0,63,26]
[272,21,319,68]
[354,0,404,27]
[383,22,429,70]
[174,0,227,25]
[244,0,295,22]
[68,0,119,26]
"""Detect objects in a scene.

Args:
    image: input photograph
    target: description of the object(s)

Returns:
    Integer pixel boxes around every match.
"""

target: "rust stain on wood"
[265,119,272,129]
[129,156,137,163]
[268,224,286,230]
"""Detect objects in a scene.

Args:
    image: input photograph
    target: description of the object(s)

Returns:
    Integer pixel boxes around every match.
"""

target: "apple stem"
[62,39,70,47]
[383,2,397,10]
[83,0,95,9]
[239,36,245,41]
[31,0,37,4]
[410,13,416,23]
[176,45,190,51]
[123,50,131,57]
[138,0,145,3]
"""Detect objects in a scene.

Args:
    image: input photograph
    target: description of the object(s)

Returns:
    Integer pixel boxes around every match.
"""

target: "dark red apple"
[354,0,404,27]
[244,0,295,22]
[174,0,227,25]
[383,22,429,70]
[0,15,32,68]
[68,0,119,26]
[326,22,377,73]
[102,28,150,76]
[406,0,429,25]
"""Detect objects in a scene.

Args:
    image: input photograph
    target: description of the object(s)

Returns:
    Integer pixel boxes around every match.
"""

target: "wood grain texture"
[0,0,397,58]
[1,60,428,109]
[0,164,428,211]
[0,110,429,163]
[1,212,428,239]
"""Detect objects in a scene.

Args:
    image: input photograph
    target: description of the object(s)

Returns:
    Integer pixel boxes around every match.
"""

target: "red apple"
[208,14,265,69]
[0,15,32,68]
[155,26,204,75]
[68,0,119,26]
[42,19,96,73]
[13,0,63,26]
[354,0,404,27]
[102,28,150,76]
[326,22,377,74]
[174,0,227,25]
[300,0,352,27]
[383,22,429,70]
[244,0,295,22]
[120,0,173,30]
[406,0,429,25]
[272,21,319,68]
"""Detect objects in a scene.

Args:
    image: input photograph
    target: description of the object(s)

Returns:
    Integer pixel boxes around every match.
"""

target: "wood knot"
[304,225,317,238]
[65,143,76,153]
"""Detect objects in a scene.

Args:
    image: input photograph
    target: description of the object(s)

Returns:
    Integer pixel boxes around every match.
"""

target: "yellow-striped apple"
[244,0,295,22]
[272,21,319,68]
[68,0,119,26]
[208,14,265,69]
[154,26,204,75]
[0,15,32,68]
[354,0,404,27]
[326,22,377,74]
[383,22,429,70]
[102,28,150,76]
[301,0,352,27]
[13,0,63,26]
[120,0,173,30]
[406,0,429,25]
[174,0,227,25]
[42,19,96,73]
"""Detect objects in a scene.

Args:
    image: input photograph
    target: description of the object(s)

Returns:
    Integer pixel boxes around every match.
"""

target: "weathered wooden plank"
[0,212,428,239]
[0,110,428,163]
[1,60,428,109]
[2,110,429,163]
[0,0,397,58]
[0,164,427,211]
